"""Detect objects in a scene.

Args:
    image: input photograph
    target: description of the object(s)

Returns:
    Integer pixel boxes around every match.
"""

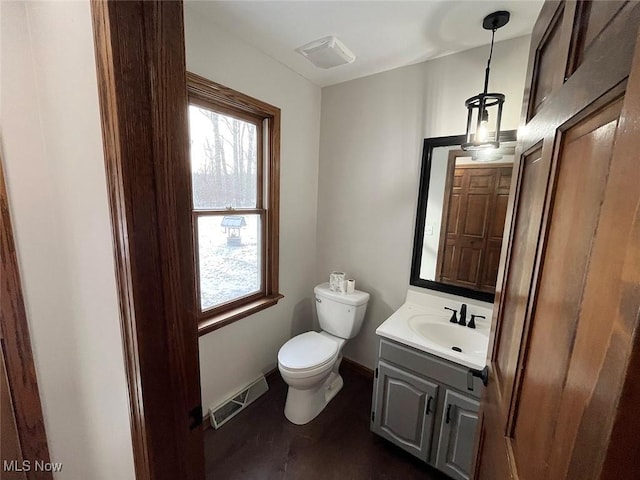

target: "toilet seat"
[278,331,339,372]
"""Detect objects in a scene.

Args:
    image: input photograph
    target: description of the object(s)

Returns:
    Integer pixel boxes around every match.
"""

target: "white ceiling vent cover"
[296,36,355,69]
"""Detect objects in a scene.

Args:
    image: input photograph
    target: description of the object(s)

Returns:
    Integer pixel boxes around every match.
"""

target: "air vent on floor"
[209,375,269,429]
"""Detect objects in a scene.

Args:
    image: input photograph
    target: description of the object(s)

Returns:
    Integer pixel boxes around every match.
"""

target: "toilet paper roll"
[346,279,355,294]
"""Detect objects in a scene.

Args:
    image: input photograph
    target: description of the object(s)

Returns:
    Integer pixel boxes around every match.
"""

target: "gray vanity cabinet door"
[372,361,438,460]
[435,389,480,480]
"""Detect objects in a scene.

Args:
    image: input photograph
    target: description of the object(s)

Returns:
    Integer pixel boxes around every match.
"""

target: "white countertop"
[376,301,491,370]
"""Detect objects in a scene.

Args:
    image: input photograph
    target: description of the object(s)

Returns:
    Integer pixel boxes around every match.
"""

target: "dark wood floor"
[204,365,451,480]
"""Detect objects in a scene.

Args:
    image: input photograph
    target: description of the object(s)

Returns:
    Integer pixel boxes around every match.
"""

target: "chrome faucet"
[459,304,467,327]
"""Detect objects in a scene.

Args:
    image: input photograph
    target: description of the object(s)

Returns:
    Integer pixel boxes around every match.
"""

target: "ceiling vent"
[295,36,355,69]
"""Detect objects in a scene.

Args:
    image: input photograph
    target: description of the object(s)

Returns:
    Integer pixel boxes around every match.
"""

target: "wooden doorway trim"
[90,2,204,480]
[0,156,52,478]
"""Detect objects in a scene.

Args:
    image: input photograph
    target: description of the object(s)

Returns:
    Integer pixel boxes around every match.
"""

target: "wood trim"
[90,2,204,480]
[267,103,281,298]
[187,71,280,118]
[451,162,513,170]
[264,366,280,384]
[341,357,374,380]
[0,156,52,478]
[189,97,265,126]
[198,294,284,336]
[192,209,264,216]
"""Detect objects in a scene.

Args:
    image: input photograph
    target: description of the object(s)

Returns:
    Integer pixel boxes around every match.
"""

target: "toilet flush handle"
[315,297,322,303]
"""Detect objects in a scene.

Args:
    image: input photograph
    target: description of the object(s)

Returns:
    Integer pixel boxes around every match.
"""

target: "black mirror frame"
[410,130,518,303]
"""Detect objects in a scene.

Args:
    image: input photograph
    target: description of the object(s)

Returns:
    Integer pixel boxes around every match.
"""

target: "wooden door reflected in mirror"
[410,131,517,302]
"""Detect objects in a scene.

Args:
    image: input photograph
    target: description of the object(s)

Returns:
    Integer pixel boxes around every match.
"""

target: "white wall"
[0,2,135,479]
[317,36,530,369]
[184,6,322,411]
[420,146,449,279]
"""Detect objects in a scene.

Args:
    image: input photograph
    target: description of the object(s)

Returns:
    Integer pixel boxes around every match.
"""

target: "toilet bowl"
[277,283,369,425]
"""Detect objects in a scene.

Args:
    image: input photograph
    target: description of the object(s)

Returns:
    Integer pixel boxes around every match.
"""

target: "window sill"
[197,294,284,337]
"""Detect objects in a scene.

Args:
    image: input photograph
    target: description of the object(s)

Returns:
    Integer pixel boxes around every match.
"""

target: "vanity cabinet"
[372,361,438,459]
[371,338,482,480]
[435,389,479,480]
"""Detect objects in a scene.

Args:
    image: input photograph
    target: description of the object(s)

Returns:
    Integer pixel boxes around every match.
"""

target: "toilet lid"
[278,332,338,371]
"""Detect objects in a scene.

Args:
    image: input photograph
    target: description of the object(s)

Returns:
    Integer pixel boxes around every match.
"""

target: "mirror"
[410,131,517,302]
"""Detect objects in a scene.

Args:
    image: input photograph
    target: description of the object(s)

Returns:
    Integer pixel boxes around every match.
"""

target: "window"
[187,72,282,334]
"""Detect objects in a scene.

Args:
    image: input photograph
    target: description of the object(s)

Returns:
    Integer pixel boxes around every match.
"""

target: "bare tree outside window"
[191,108,258,209]
[187,72,281,332]
[189,106,261,310]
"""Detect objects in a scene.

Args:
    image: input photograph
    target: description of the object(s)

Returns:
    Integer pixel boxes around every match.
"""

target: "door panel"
[510,99,622,480]
[494,147,549,407]
[373,361,438,459]
[476,1,640,479]
[529,3,565,117]
[436,390,479,480]
[569,1,627,75]
[463,194,489,237]
[439,165,513,292]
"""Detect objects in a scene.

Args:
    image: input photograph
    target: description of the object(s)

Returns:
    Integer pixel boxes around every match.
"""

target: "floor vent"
[209,375,269,429]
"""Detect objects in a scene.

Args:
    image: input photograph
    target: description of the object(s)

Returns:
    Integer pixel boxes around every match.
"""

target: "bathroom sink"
[408,314,487,355]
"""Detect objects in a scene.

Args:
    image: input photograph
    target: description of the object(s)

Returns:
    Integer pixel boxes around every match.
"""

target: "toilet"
[277,282,370,425]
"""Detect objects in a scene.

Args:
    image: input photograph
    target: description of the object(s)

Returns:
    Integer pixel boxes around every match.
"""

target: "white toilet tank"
[314,283,369,339]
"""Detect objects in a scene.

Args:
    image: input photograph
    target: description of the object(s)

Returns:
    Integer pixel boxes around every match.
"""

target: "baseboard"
[202,367,279,431]
[341,357,374,380]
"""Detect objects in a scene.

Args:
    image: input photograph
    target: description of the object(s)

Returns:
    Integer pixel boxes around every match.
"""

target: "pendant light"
[462,11,510,151]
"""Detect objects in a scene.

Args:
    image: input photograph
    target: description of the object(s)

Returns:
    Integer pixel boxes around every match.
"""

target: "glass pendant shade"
[462,92,505,150]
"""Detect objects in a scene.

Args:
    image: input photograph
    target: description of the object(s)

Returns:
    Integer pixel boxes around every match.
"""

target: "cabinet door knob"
[445,404,452,424]
[426,396,433,415]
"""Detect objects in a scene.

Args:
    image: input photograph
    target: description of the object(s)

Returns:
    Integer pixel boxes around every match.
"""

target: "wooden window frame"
[186,72,283,336]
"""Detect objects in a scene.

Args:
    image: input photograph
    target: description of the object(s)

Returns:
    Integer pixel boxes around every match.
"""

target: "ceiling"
[185,1,544,87]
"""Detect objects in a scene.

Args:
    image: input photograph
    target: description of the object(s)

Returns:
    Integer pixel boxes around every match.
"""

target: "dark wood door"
[475,2,640,479]
[437,160,511,293]
[1,157,51,479]
[1,339,26,480]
